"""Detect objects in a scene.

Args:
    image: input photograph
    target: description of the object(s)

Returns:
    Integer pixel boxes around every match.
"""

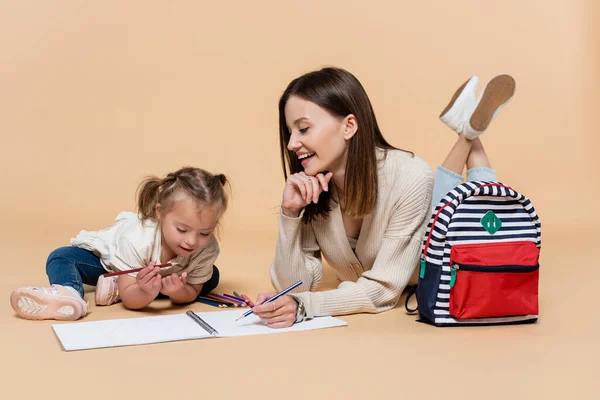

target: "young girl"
[252,68,515,328]
[11,167,229,321]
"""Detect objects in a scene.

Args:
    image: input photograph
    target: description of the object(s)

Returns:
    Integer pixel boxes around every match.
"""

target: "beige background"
[1,1,598,399]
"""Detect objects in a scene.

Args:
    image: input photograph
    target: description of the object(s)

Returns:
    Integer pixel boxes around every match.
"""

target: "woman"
[253,68,514,328]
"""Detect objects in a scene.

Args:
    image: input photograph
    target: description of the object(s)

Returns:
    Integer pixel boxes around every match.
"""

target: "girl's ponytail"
[136,177,162,220]
[215,174,227,186]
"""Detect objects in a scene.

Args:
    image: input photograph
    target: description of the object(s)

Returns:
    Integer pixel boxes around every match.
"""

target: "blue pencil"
[235,280,302,321]
[197,297,224,308]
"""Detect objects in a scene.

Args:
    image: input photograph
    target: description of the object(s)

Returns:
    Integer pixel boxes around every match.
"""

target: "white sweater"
[270,149,434,318]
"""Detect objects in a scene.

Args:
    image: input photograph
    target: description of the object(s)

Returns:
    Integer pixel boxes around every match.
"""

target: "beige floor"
[2,226,597,400]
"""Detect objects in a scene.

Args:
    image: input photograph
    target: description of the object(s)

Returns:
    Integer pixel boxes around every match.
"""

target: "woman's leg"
[441,135,474,175]
[465,138,498,182]
[431,135,473,211]
[466,138,491,169]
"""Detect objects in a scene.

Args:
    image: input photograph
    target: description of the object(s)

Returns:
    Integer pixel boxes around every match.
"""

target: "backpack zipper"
[449,263,539,288]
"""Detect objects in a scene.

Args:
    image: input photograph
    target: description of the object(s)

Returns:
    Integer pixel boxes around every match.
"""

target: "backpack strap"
[404,285,418,313]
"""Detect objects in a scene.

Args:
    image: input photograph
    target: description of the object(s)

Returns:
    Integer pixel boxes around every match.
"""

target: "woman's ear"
[342,114,358,140]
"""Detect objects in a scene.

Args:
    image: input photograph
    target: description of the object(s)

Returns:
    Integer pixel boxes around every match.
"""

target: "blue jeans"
[46,246,220,299]
[431,166,497,211]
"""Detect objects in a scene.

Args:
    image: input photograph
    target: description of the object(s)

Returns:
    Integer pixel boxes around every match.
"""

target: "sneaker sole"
[439,77,471,118]
[469,75,515,132]
[10,290,85,321]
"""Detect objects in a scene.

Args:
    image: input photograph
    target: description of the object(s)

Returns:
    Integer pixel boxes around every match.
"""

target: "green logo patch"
[481,210,502,234]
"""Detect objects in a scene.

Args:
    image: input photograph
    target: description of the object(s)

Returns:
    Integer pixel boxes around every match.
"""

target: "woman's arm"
[270,172,333,293]
[270,208,323,294]
[291,172,434,318]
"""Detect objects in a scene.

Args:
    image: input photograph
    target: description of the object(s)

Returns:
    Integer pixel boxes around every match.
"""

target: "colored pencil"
[204,294,237,307]
[235,281,302,321]
[210,293,245,306]
[233,291,243,299]
[221,293,247,304]
[197,297,227,308]
[209,293,240,303]
[103,263,172,277]
[241,294,255,307]
[198,295,235,307]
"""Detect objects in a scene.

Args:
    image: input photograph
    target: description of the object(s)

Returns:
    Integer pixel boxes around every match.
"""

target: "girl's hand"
[252,293,298,329]
[160,272,188,296]
[136,262,162,296]
[281,171,333,217]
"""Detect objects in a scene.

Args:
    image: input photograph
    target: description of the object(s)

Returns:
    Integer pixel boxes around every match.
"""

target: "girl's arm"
[118,266,162,309]
[166,281,202,304]
[112,239,162,309]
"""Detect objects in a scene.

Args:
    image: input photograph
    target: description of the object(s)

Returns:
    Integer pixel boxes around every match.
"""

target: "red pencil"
[241,294,255,307]
[103,263,173,277]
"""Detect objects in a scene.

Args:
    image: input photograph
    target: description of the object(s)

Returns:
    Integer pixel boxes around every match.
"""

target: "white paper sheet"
[52,309,347,351]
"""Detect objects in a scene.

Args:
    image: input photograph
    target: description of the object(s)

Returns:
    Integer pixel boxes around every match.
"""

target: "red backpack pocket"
[449,241,540,319]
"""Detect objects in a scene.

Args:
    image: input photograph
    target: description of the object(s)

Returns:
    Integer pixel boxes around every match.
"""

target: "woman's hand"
[281,171,334,217]
[252,293,298,329]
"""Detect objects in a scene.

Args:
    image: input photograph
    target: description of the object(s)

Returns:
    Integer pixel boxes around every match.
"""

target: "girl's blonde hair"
[136,167,229,220]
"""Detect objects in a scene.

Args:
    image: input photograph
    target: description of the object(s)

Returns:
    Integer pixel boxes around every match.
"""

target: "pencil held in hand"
[235,281,302,321]
[102,263,173,277]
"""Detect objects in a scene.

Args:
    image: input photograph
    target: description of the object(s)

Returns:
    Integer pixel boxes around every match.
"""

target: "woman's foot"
[440,74,516,139]
[439,75,479,134]
[95,275,120,306]
[10,285,88,321]
[464,74,515,139]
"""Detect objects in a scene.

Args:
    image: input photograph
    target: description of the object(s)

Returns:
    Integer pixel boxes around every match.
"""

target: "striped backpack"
[406,181,541,326]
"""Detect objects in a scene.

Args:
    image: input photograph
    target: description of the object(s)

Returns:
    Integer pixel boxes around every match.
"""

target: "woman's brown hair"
[136,167,229,221]
[278,67,411,223]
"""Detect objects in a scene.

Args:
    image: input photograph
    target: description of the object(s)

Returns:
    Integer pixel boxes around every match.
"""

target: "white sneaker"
[464,74,515,139]
[440,74,516,139]
[439,75,480,134]
[10,285,88,321]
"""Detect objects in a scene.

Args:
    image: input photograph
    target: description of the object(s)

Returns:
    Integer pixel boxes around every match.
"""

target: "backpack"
[406,181,541,326]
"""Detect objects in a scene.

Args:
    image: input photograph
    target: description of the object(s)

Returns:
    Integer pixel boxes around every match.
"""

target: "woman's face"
[284,95,356,177]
